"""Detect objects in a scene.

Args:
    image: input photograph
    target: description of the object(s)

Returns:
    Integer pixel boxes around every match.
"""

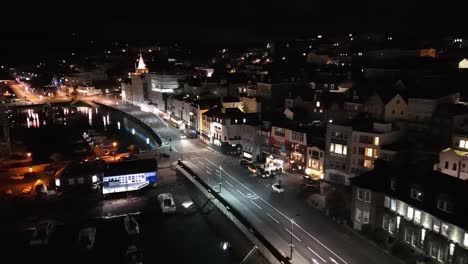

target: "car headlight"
[55,178,61,187]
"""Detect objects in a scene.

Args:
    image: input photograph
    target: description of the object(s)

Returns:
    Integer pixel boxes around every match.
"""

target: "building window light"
[374,137,380,146]
[243,118,246,123]
[414,210,421,224]
[407,206,414,220]
[459,139,468,149]
[464,233,468,247]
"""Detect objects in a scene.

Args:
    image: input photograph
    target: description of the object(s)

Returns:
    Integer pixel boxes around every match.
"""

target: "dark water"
[10,104,158,163]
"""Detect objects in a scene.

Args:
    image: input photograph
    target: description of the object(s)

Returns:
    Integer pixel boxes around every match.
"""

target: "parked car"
[271,183,284,193]
[77,227,96,251]
[158,193,176,214]
[247,164,257,173]
[29,220,56,246]
[258,168,269,178]
[124,215,140,236]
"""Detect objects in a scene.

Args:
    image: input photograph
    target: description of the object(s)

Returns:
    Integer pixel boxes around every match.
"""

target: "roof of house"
[351,160,468,230]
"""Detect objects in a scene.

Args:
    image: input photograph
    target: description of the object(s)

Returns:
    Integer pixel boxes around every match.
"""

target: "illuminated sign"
[243,152,252,159]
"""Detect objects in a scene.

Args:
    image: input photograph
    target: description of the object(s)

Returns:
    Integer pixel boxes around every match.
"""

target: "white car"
[272,183,284,193]
[158,193,176,214]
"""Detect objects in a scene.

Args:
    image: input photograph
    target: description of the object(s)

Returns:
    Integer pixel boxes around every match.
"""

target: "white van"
[158,193,176,214]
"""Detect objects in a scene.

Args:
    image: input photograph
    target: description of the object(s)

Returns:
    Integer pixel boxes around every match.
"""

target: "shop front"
[264,153,285,173]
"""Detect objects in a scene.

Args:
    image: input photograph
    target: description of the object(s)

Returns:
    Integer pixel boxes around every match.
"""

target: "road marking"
[329,257,338,264]
[311,258,320,264]
[206,170,212,175]
[250,200,262,209]
[200,155,349,264]
[236,189,247,198]
[308,247,327,263]
[198,161,205,165]
[225,181,234,187]
[285,228,302,242]
[266,212,280,224]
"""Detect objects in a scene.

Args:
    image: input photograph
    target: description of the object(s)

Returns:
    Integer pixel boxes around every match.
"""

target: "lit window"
[363,211,369,224]
[390,199,397,211]
[460,139,468,149]
[365,148,373,157]
[243,118,246,123]
[407,206,414,220]
[437,199,453,213]
[433,218,441,233]
[330,143,347,155]
[374,137,380,146]
[384,196,390,208]
[441,223,449,237]
[235,119,238,123]
[355,208,362,222]
[414,210,421,224]
[364,160,372,168]
[464,233,468,247]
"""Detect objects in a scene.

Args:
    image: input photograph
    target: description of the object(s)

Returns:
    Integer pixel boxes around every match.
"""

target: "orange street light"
[112,141,117,147]
[27,152,31,158]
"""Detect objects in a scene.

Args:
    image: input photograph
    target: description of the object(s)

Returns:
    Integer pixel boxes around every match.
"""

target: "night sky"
[0,1,466,63]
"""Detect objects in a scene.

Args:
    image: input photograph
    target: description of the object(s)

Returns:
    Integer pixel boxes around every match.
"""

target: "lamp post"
[289,214,300,261]
[218,165,222,194]
[112,141,118,161]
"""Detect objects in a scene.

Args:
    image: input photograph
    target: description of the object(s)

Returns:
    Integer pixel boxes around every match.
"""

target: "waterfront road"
[91,98,399,264]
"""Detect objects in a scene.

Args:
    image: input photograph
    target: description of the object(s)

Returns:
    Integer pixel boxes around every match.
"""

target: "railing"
[178,161,291,264]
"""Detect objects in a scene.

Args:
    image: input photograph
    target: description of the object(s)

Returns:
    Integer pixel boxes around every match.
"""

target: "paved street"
[95,98,400,264]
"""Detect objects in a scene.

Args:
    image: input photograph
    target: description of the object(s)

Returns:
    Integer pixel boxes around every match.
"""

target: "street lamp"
[112,141,118,161]
[289,214,300,261]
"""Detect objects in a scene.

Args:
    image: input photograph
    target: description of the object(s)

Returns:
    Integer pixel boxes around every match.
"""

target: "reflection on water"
[11,104,157,162]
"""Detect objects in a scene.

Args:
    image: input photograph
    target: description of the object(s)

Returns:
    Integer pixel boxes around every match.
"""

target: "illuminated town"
[0,2,467,264]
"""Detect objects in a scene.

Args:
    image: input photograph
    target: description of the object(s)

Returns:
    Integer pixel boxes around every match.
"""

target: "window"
[433,218,441,233]
[320,152,323,158]
[359,135,373,144]
[388,218,395,234]
[410,188,424,201]
[292,132,304,142]
[390,178,396,190]
[453,163,457,171]
[384,196,390,208]
[441,223,450,237]
[364,160,373,168]
[358,147,365,155]
[353,147,356,154]
[330,143,347,155]
[445,161,449,169]
[404,228,419,247]
[363,211,370,224]
[464,233,468,247]
[355,208,362,222]
[437,199,453,213]
[243,118,246,123]
[407,206,414,220]
[414,210,421,224]
[431,243,438,258]
[460,139,468,149]
[374,137,380,146]
[383,215,389,230]
[357,188,371,202]
[390,199,397,211]
[365,148,373,157]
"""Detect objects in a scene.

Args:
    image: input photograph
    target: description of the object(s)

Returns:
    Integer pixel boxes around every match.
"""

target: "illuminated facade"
[350,166,468,264]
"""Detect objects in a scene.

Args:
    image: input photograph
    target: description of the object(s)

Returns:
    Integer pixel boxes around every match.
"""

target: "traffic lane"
[192,151,352,264]
[184,156,333,264]
[196,151,397,264]
[183,159,312,263]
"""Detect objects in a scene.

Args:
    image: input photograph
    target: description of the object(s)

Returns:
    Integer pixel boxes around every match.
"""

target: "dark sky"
[0,1,466,63]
